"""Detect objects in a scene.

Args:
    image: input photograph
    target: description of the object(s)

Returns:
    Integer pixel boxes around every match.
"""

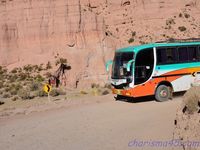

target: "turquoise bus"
[106,39,200,101]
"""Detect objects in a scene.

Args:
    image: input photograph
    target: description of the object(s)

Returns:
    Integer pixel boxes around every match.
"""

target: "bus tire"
[155,85,171,102]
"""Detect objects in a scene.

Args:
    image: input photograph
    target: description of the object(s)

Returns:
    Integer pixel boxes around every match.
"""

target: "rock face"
[173,87,200,150]
[0,0,200,88]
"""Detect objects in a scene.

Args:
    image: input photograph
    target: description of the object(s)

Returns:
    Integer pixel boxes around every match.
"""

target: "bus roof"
[116,41,200,54]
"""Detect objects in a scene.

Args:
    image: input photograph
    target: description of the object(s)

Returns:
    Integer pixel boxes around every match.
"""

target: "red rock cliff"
[0,0,200,88]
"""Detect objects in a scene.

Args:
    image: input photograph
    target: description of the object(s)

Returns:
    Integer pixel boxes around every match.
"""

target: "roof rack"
[156,38,200,43]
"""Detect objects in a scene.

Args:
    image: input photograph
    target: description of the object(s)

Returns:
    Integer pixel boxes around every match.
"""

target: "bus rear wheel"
[155,85,171,102]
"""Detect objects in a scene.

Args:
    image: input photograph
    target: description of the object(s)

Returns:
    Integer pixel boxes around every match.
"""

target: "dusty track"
[0,95,182,150]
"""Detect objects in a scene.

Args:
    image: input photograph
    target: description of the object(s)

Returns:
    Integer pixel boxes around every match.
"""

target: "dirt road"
[0,95,182,150]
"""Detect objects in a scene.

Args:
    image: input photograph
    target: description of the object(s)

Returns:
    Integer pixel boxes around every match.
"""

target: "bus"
[106,39,200,101]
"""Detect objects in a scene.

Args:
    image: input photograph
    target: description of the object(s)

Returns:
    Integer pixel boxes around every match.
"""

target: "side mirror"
[126,60,134,72]
[106,60,113,72]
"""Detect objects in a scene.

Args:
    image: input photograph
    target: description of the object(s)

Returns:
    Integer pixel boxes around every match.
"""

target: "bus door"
[134,48,154,85]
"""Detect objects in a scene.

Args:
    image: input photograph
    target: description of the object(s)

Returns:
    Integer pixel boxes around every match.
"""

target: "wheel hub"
[160,90,167,97]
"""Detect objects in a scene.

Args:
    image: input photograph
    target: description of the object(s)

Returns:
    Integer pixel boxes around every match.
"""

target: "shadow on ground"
[115,91,186,103]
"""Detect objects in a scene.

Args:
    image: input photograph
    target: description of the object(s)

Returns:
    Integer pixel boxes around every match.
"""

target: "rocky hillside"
[0,0,200,88]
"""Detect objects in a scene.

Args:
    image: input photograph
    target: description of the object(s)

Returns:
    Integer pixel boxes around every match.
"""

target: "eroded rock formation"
[0,0,200,88]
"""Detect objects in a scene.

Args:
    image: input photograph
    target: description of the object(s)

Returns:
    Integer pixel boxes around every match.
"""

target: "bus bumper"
[112,88,133,97]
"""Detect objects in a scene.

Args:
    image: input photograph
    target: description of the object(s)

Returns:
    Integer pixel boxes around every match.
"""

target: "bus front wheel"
[155,85,171,102]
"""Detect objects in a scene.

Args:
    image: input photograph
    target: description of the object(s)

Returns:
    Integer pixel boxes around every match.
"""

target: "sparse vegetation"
[46,61,52,70]
[55,58,68,66]
[91,83,100,88]
[18,89,31,100]
[166,18,175,25]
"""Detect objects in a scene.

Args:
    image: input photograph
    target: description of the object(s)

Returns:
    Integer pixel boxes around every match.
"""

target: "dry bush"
[104,83,112,89]
[101,89,110,95]
[80,90,88,95]
[37,90,48,97]
[11,96,19,101]
[29,82,41,91]
[50,89,59,97]
[18,89,31,100]
[2,92,11,98]
[50,89,66,97]
[183,86,200,114]
[178,26,187,32]
[91,83,100,89]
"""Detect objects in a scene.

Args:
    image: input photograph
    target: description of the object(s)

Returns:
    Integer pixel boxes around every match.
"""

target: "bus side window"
[178,47,188,62]
[156,48,167,64]
[198,46,200,60]
[188,46,198,61]
[166,48,177,63]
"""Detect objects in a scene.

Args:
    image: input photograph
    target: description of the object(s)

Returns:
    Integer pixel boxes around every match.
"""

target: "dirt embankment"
[174,86,200,150]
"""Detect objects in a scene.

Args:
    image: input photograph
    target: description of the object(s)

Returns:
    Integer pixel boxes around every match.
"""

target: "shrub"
[46,61,52,70]
[50,89,59,97]
[131,31,136,37]
[104,83,112,89]
[11,96,19,101]
[10,88,18,95]
[29,82,41,91]
[18,89,31,100]
[178,26,187,32]
[91,88,101,96]
[34,74,44,82]
[184,13,190,18]
[80,90,88,95]
[50,88,66,97]
[23,64,34,73]
[55,58,68,66]
[101,90,110,95]
[166,18,175,25]
[91,83,100,88]
[0,90,3,95]
[128,38,134,43]
[2,92,11,98]
[37,90,48,97]
[0,81,3,89]
[18,73,28,81]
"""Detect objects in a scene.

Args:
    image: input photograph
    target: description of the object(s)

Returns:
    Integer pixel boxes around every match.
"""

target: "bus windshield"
[111,52,134,79]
